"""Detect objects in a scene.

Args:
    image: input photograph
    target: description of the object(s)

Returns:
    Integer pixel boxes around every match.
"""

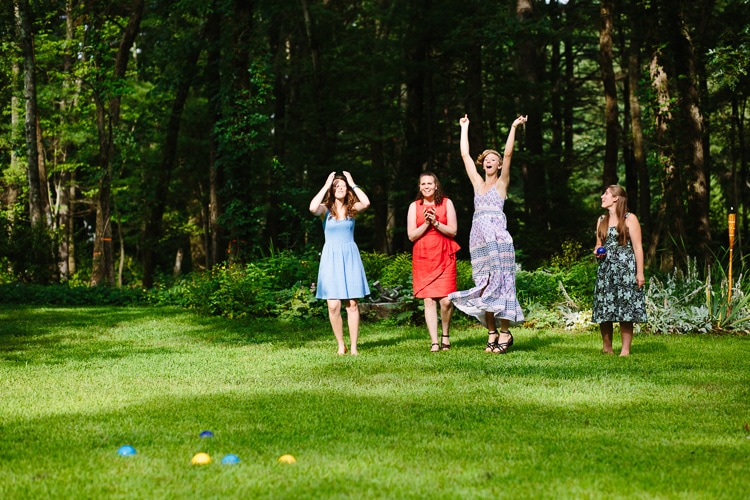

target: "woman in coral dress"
[407,172,461,352]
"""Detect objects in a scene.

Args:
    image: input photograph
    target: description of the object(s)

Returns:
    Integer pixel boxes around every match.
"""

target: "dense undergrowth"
[1,249,748,334]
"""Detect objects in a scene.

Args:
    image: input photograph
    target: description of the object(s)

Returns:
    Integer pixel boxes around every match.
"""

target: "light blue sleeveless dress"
[315,214,370,300]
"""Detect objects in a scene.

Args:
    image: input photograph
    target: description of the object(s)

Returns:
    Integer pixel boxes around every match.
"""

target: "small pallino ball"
[596,246,607,255]
[191,452,212,465]
[277,454,296,464]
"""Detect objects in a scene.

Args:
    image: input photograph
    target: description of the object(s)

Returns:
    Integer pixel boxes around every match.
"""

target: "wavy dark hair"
[323,175,358,218]
[414,171,446,205]
[597,185,629,246]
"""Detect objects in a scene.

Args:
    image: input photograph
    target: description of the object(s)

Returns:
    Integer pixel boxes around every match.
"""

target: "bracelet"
[435,221,440,228]
[351,184,359,190]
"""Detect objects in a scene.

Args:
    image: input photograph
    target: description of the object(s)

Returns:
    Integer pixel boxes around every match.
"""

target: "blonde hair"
[475,149,502,167]
[597,185,629,246]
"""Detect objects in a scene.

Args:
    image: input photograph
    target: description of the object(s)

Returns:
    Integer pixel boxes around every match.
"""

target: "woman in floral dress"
[592,185,647,356]
[449,114,527,354]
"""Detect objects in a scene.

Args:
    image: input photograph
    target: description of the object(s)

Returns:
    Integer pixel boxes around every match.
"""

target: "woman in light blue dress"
[309,171,370,355]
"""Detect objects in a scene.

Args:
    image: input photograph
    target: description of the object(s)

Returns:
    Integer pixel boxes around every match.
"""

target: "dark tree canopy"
[1,0,748,286]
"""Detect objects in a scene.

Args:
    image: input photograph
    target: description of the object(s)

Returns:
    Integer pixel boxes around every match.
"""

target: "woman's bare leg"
[600,321,614,354]
[485,312,499,352]
[327,299,346,354]
[439,297,453,348]
[345,299,360,355]
[424,297,439,351]
[619,321,633,356]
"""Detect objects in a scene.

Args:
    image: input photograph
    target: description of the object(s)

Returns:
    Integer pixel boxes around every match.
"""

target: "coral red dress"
[412,199,461,298]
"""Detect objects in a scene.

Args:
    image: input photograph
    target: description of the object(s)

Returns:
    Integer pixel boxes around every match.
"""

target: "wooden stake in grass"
[728,207,736,306]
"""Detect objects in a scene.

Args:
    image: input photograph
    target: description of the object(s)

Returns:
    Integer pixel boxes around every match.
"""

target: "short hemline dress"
[412,199,461,299]
[315,213,370,300]
[449,188,524,326]
[591,214,647,324]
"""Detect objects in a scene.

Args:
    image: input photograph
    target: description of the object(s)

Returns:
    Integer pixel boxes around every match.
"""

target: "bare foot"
[619,351,630,357]
[350,350,359,356]
[337,346,348,355]
[601,348,614,355]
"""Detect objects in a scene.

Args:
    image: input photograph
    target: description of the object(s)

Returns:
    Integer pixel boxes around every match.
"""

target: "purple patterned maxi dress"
[449,187,524,325]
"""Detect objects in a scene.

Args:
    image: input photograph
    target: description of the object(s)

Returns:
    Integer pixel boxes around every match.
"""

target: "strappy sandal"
[440,335,451,351]
[430,343,440,352]
[485,331,499,353]
[495,330,514,354]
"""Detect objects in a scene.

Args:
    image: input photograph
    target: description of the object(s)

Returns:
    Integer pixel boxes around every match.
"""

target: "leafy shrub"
[456,260,474,291]
[273,282,326,321]
[643,257,750,334]
[645,265,710,334]
[516,269,561,307]
[148,248,323,319]
[360,252,393,285]
[378,253,414,289]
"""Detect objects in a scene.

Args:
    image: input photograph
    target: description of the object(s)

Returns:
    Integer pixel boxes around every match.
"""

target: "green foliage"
[360,251,392,285]
[0,216,60,285]
[149,249,321,319]
[456,259,474,291]
[644,257,750,334]
[376,253,413,289]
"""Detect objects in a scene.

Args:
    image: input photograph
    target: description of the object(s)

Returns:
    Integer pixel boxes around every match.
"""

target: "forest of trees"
[1,0,748,288]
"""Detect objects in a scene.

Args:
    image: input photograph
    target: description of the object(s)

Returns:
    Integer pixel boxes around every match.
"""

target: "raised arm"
[499,115,527,188]
[459,115,484,192]
[343,171,370,212]
[309,171,336,216]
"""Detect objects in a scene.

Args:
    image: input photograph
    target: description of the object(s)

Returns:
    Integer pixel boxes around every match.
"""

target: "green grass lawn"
[0,305,748,499]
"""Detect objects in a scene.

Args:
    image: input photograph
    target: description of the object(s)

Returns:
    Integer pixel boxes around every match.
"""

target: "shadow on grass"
[0,305,334,365]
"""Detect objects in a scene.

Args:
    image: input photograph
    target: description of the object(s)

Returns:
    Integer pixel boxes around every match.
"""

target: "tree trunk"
[647,50,686,269]
[546,3,573,228]
[15,0,43,226]
[91,0,145,286]
[517,0,546,230]
[7,59,21,216]
[397,0,431,253]
[205,1,222,268]
[628,23,650,226]
[57,0,78,281]
[141,32,202,288]
[672,8,711,263]
[599,0,619,189]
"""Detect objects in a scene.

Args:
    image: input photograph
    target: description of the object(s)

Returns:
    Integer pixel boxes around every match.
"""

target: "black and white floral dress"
[592,214,647,324]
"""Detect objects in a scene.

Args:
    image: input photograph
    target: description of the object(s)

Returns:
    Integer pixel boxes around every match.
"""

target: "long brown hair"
[597,185,629,246]
[323,176,358,219]
[414,171,446,205]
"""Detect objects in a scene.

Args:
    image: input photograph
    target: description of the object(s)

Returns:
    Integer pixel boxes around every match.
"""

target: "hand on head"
[342,170,355,187]
[325,171,336,187]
